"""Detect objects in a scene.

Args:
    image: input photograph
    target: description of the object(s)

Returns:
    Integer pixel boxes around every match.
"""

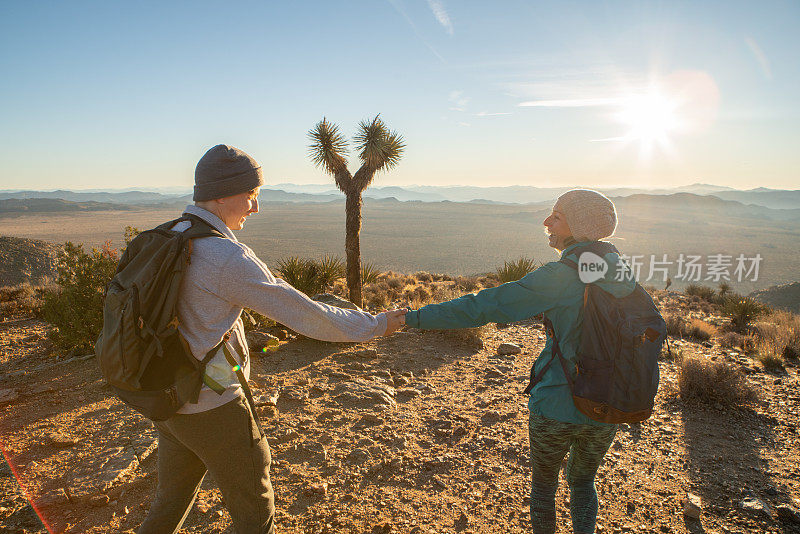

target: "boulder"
[682,493,702,519]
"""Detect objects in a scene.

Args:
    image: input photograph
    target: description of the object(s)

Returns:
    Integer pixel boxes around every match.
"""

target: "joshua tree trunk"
[345,190,363,307]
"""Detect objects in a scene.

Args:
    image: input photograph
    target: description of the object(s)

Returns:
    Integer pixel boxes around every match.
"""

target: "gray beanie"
[552,189,617,241]
[193,144,264,202]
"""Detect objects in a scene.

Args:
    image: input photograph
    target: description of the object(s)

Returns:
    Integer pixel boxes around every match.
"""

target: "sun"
[614,90,681,159]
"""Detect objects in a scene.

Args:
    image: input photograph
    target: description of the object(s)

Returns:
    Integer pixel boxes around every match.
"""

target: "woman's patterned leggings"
[528,413,617,534]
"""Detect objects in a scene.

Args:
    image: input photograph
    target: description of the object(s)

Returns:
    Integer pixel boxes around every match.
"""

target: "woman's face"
[543,210,573,250]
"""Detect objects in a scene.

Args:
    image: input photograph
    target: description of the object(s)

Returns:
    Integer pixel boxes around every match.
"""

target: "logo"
[578,252,608,283]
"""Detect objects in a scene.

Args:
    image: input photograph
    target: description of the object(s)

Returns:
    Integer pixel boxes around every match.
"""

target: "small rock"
[740,496,771,518]
[682,493,702,519]
[305,482,328,497]
[776,504,800,524]
[255,389,279,407]
[497,343,522,356]
[46,432,79,449]
[0,388,18,405]
[346,448,370,465]
[481,410,501,424]
[90,494,110,507]
[245,330,280,352]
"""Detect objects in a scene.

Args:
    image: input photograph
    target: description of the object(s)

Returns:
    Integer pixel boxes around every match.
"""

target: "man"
[137,144,405,534]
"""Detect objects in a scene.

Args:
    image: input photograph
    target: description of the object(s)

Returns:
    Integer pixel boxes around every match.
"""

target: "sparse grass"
[750,310,800,371]
[0,282,51,320]
[722,295,766,332]
[678,355,758,407]
[684,284,717,302]
[497,257,537,283]
[664,315,716,342]
[718,331,757,354]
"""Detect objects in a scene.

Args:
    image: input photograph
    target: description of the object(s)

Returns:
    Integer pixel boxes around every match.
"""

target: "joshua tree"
[308,115,405,307]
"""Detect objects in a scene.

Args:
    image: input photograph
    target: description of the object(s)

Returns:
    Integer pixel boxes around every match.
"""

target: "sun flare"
[614,90,681,158]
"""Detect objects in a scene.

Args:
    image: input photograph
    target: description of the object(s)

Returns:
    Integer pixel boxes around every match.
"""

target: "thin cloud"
[387,0,446,63]
[426,0,454,36]
[458,121,471,127]
[449,90,469,111]
[519,97,624,108]
[475,111,511,116]
[589,136,626,142]
[745,37,772,80]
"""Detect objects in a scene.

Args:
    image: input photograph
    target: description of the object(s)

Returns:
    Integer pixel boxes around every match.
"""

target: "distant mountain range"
[1,183,799,210]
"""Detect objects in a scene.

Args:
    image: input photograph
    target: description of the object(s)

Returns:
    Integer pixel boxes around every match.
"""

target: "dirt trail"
[1,306,799,533]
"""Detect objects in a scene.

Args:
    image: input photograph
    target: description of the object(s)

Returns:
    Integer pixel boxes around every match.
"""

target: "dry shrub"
[684,284,718,302]
[665,315,715,342]
[678,355,757,407]
[365,290,389,310]
[386,276,404,290]
[751,310,800,369]
[414,271,433,283]
[454,276,480,292]
[718,331,757,353]
[0,282,50,320]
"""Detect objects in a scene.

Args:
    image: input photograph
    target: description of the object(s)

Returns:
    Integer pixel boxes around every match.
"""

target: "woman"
[403,189,635,534]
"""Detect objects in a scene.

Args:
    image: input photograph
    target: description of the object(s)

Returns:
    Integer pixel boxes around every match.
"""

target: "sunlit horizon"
[1,2,798,191]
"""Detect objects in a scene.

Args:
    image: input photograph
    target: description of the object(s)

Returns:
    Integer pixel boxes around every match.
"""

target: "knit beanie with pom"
[552,189,617,241]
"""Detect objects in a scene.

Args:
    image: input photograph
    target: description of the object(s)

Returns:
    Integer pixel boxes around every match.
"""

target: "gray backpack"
[95,214,255,421]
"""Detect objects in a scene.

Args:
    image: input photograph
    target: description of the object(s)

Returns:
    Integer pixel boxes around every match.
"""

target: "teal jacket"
[404,241,636,426]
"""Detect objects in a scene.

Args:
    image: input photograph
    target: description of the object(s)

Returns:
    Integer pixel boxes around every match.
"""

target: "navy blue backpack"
[523,241,666,424]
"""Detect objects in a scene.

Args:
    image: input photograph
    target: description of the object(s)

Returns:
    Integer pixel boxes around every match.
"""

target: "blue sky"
[1,1,798,190]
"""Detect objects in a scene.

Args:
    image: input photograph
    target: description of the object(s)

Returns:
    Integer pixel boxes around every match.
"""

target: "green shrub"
[684,284,717,302]
[41,241,119,353]
[722,295,765,331]
[361,261,381,285]
[275,256,324,296]
[497,257,537,283]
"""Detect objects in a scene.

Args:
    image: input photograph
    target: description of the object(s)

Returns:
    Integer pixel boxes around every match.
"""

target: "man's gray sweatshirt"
[172,205,388,414]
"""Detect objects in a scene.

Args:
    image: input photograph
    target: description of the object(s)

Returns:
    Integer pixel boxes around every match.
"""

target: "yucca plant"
[316,255,346,290]
[308,115,405,307]
[360,261,381,285]
[722,295,765,332]
[275,256,324,296]
[497,257,538,283]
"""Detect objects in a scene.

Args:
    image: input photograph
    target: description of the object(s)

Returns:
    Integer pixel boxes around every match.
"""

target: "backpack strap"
[523,315,575,395]
[200,330,264,444]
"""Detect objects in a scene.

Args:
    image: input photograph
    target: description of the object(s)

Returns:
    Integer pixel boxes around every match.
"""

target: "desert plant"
[722,295,765,331]
[497,257,537,283]
[275,256,324,296]
[0,282,50,319]
[308,115,405,307]
[684,283,717,302]
[678,355,757,407]
[718,331,757,353]
[717,281,732,298]
[664,314,715,342]
[41,241,119,352]
[316,255,346,289]
[360,261,381,285]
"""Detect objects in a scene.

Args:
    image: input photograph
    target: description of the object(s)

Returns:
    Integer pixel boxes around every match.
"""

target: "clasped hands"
[383,308,407,336]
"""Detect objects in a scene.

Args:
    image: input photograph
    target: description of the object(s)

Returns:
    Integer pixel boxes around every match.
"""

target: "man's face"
[543,209,573,250]
[217,188,260,230]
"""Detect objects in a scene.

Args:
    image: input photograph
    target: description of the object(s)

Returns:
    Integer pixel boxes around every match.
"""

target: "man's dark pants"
[136,395,274,534]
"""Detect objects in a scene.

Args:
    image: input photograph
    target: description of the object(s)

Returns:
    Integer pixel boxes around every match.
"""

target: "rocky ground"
[1,292,800,534]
